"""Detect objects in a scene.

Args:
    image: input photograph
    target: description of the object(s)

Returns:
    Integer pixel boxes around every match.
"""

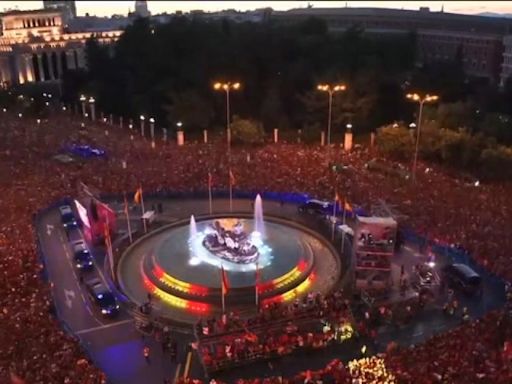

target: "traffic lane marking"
[75,318,134,335]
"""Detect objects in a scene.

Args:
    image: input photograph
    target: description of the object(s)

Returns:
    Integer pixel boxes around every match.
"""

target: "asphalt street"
[36,196,507,383]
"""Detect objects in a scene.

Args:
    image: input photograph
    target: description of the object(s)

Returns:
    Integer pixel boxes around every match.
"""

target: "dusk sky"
[2,1,512,17]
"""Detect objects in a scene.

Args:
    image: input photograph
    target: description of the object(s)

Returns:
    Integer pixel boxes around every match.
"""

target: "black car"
[85,278,120,317]
[442,263,482,295]
[298,199,330,215]
[72,240,93,271]
[59,205,78,229]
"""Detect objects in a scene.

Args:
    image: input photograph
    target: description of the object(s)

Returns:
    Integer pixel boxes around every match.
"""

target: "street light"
[149,117,155,139]
[79,94,86,117]
[406,92,439,182]
[317,83,347,145]
[176,121,183,129]
[88,97,96,121]
[140,115,145,137]
[213,81,241,149]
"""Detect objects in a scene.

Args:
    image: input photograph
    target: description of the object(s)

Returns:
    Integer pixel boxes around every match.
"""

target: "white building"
[0,8,122,87]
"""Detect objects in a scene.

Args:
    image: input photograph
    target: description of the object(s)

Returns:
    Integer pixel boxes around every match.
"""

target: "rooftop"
[1,8,62,17]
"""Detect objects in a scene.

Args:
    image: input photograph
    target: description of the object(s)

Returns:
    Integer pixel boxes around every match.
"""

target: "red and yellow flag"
[344,200,352,212]
[208,172,213,188]
[134,187,142,204]
[229,169,236,186]
[221,265,229,295]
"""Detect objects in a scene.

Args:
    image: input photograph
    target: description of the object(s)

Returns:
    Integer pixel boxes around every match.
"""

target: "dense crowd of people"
[1,108,512,383]
[196,291,354,372]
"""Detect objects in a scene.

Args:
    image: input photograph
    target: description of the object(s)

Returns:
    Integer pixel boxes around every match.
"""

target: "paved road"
[37,208,184,384]
[37,196,507,383]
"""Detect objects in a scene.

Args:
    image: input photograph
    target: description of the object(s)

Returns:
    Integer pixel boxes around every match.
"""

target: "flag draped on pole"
[134,187,142,205]
[221,265,229,313]
[123,193,133,243]
[229,169,235,212]
[208,172,213,215]
[344,200,352,214]
[134,186,146,233]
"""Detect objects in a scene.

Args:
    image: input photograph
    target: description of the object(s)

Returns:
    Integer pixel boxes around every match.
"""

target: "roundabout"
[116,197,341,324]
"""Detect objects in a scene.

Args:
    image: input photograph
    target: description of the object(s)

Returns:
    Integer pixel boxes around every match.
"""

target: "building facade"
[0,9,122,87]
[271,7,512,83]
[501,35,512,86]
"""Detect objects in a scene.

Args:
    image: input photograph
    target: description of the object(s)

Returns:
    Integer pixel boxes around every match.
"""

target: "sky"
[2,1,512,17]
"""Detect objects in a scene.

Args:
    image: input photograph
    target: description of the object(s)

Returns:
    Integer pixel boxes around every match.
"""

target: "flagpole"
[208,173,213,215]
[229,170,233,212]
[106,215,114,279]
[124,193,133,243]
[341,200,347,252]
[331,193,337,241]
[255,261,259,308]
[140,185,147,233]
[221,266,226,314]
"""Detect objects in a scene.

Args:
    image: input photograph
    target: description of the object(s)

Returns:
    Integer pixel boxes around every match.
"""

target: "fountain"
[189,215,197,240]
[253,194,265,239]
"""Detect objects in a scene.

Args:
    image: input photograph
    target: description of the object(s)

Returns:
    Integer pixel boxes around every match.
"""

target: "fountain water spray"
[189,215,197,240]
[253,194,265,239]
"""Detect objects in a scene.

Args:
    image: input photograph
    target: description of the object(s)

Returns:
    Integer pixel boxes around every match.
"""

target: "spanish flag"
[221,265,229,295]
[344,200,352,212]
[335,191,341,210]
[208,172,213,189]
[134,187,142,204]
[229,169,236,186]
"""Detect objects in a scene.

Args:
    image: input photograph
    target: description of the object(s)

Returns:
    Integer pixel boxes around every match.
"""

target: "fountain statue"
[202,219,259,264]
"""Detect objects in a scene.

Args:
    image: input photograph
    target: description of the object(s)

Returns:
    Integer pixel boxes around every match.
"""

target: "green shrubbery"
[377,122,512,180]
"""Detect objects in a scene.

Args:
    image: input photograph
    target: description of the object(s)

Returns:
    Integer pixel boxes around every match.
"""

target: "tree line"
[63,16,418,136]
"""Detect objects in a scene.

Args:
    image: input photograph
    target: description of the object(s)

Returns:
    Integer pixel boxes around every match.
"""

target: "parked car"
[298,199,330,215]
[442,263,482,295]
[59,205,78,229]
[84,278,120,317]
[71,240,93,271]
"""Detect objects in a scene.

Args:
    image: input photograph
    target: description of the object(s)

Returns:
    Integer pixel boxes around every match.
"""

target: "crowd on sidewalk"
[1,111,512,383]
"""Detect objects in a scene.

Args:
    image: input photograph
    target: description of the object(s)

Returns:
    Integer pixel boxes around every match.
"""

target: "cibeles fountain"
[202,219,260,264]
[117,194,341,323]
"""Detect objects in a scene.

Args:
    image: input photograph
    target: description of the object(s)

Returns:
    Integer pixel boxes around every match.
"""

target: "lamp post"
[149,117,155,140]
[213,81,241,149]
[79,94,86,117]
[317,83,347,145]
[176,121,184,146]
[406,93,439,182]
[88,97,95,121]
[140,115,145,137]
